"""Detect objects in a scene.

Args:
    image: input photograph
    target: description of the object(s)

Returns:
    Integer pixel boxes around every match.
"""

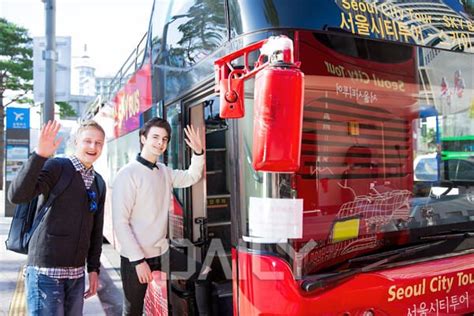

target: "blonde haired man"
[8,120,106,315]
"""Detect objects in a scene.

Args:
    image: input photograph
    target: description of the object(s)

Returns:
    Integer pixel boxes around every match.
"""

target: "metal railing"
[106,32,148,101]
[81,32,148,121]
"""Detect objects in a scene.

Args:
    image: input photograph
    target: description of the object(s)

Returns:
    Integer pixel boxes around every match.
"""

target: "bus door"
[165,95,233,315]
[195,95,233,314]
[164,100,204,315]
[185,95,233,267]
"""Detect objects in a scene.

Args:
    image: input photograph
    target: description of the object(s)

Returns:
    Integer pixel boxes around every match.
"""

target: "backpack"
[5,158,74,254]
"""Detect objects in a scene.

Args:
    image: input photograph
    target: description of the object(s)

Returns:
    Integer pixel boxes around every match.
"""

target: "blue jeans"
[24,266,85,316]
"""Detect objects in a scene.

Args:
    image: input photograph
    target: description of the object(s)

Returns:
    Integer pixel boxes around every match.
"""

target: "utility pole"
[43,0,56,124]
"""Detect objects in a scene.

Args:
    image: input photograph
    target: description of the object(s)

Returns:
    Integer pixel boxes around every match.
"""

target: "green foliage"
[57,101,77,119]
[173,0,226,65]
[422,128,437,150]
[0,17,33,103]
[0,18,33,190]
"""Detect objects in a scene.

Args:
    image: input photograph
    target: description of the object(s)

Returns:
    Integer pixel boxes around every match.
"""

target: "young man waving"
[112,117,210,315]
[8,120,106,315]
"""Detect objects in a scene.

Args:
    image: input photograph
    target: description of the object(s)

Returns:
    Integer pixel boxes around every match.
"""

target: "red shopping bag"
[144,271,168,316]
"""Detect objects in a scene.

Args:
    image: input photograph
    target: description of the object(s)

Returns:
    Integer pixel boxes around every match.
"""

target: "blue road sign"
[6,107,30,129]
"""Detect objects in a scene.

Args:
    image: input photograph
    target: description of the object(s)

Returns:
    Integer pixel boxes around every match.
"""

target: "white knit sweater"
[112,154,204,261]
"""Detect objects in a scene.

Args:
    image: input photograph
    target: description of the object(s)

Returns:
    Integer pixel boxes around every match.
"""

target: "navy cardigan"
[8,153,105,273]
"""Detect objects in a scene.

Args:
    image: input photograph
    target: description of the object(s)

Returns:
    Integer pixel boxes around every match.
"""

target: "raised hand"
[36,120,63,158]
[184,125,204,155]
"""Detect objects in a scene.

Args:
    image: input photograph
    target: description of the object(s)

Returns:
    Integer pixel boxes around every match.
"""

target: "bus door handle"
[194,217,209,248]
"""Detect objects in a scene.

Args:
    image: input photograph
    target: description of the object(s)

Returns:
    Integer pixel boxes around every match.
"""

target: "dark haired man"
[8,120,106,315]
[112,117,209,315]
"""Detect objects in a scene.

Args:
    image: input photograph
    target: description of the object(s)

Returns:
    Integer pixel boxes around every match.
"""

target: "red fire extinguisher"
[253,64,304,171]
[214,36,304,172]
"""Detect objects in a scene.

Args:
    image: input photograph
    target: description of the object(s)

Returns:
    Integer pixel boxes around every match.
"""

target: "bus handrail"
[83,31,147,122]
[105,32,148,101]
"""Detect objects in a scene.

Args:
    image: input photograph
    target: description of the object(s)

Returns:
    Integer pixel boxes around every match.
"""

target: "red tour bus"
[84,0,474,315]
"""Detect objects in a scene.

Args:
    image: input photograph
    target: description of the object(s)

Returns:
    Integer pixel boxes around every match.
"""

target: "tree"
[422,128,437,151]
[0,18,33,190]
[174,0,226,65]
[57,101,77,119]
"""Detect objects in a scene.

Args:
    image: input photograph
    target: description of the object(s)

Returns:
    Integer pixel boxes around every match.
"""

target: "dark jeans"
[25,266,85,316]
[120,247,210,316]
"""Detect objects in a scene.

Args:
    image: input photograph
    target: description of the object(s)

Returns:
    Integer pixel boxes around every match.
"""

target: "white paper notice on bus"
[247,197,303,242]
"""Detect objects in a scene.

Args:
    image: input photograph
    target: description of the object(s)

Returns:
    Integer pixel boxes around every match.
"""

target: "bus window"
[107,130,140,183]
[166,103,185,204]
[445,159,474,182]
[235,79,263,240]
[313,32,414,63]
[289,31,474,277]
[149,0,171,63]
[161,0,226,68]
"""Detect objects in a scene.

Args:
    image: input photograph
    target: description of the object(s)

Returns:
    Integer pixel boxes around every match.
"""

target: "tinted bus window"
[313,33,414,63]
[150,0,172,63]
[150,0,226,66]
[107,131,140,183]
[166,103,185,203]
[229,0,340,37]
[229,0,473,53]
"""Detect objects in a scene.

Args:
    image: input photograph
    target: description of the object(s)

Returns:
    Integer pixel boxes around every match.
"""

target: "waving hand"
[36,120,63,158]
[184,125,204,155]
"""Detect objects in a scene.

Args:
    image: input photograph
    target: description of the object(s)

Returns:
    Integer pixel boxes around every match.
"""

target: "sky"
[1,0,154,77]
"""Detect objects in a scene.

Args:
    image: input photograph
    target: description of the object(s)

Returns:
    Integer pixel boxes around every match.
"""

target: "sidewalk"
[0,215,123,315]
[0,217,26,315]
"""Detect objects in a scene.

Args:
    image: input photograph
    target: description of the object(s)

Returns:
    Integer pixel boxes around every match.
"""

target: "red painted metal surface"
[253,65,304,172]
[234,249,474,315]
[214,39,267,119]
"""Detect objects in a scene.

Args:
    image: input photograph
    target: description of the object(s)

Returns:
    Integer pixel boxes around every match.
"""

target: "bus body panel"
[235,249,474,315]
